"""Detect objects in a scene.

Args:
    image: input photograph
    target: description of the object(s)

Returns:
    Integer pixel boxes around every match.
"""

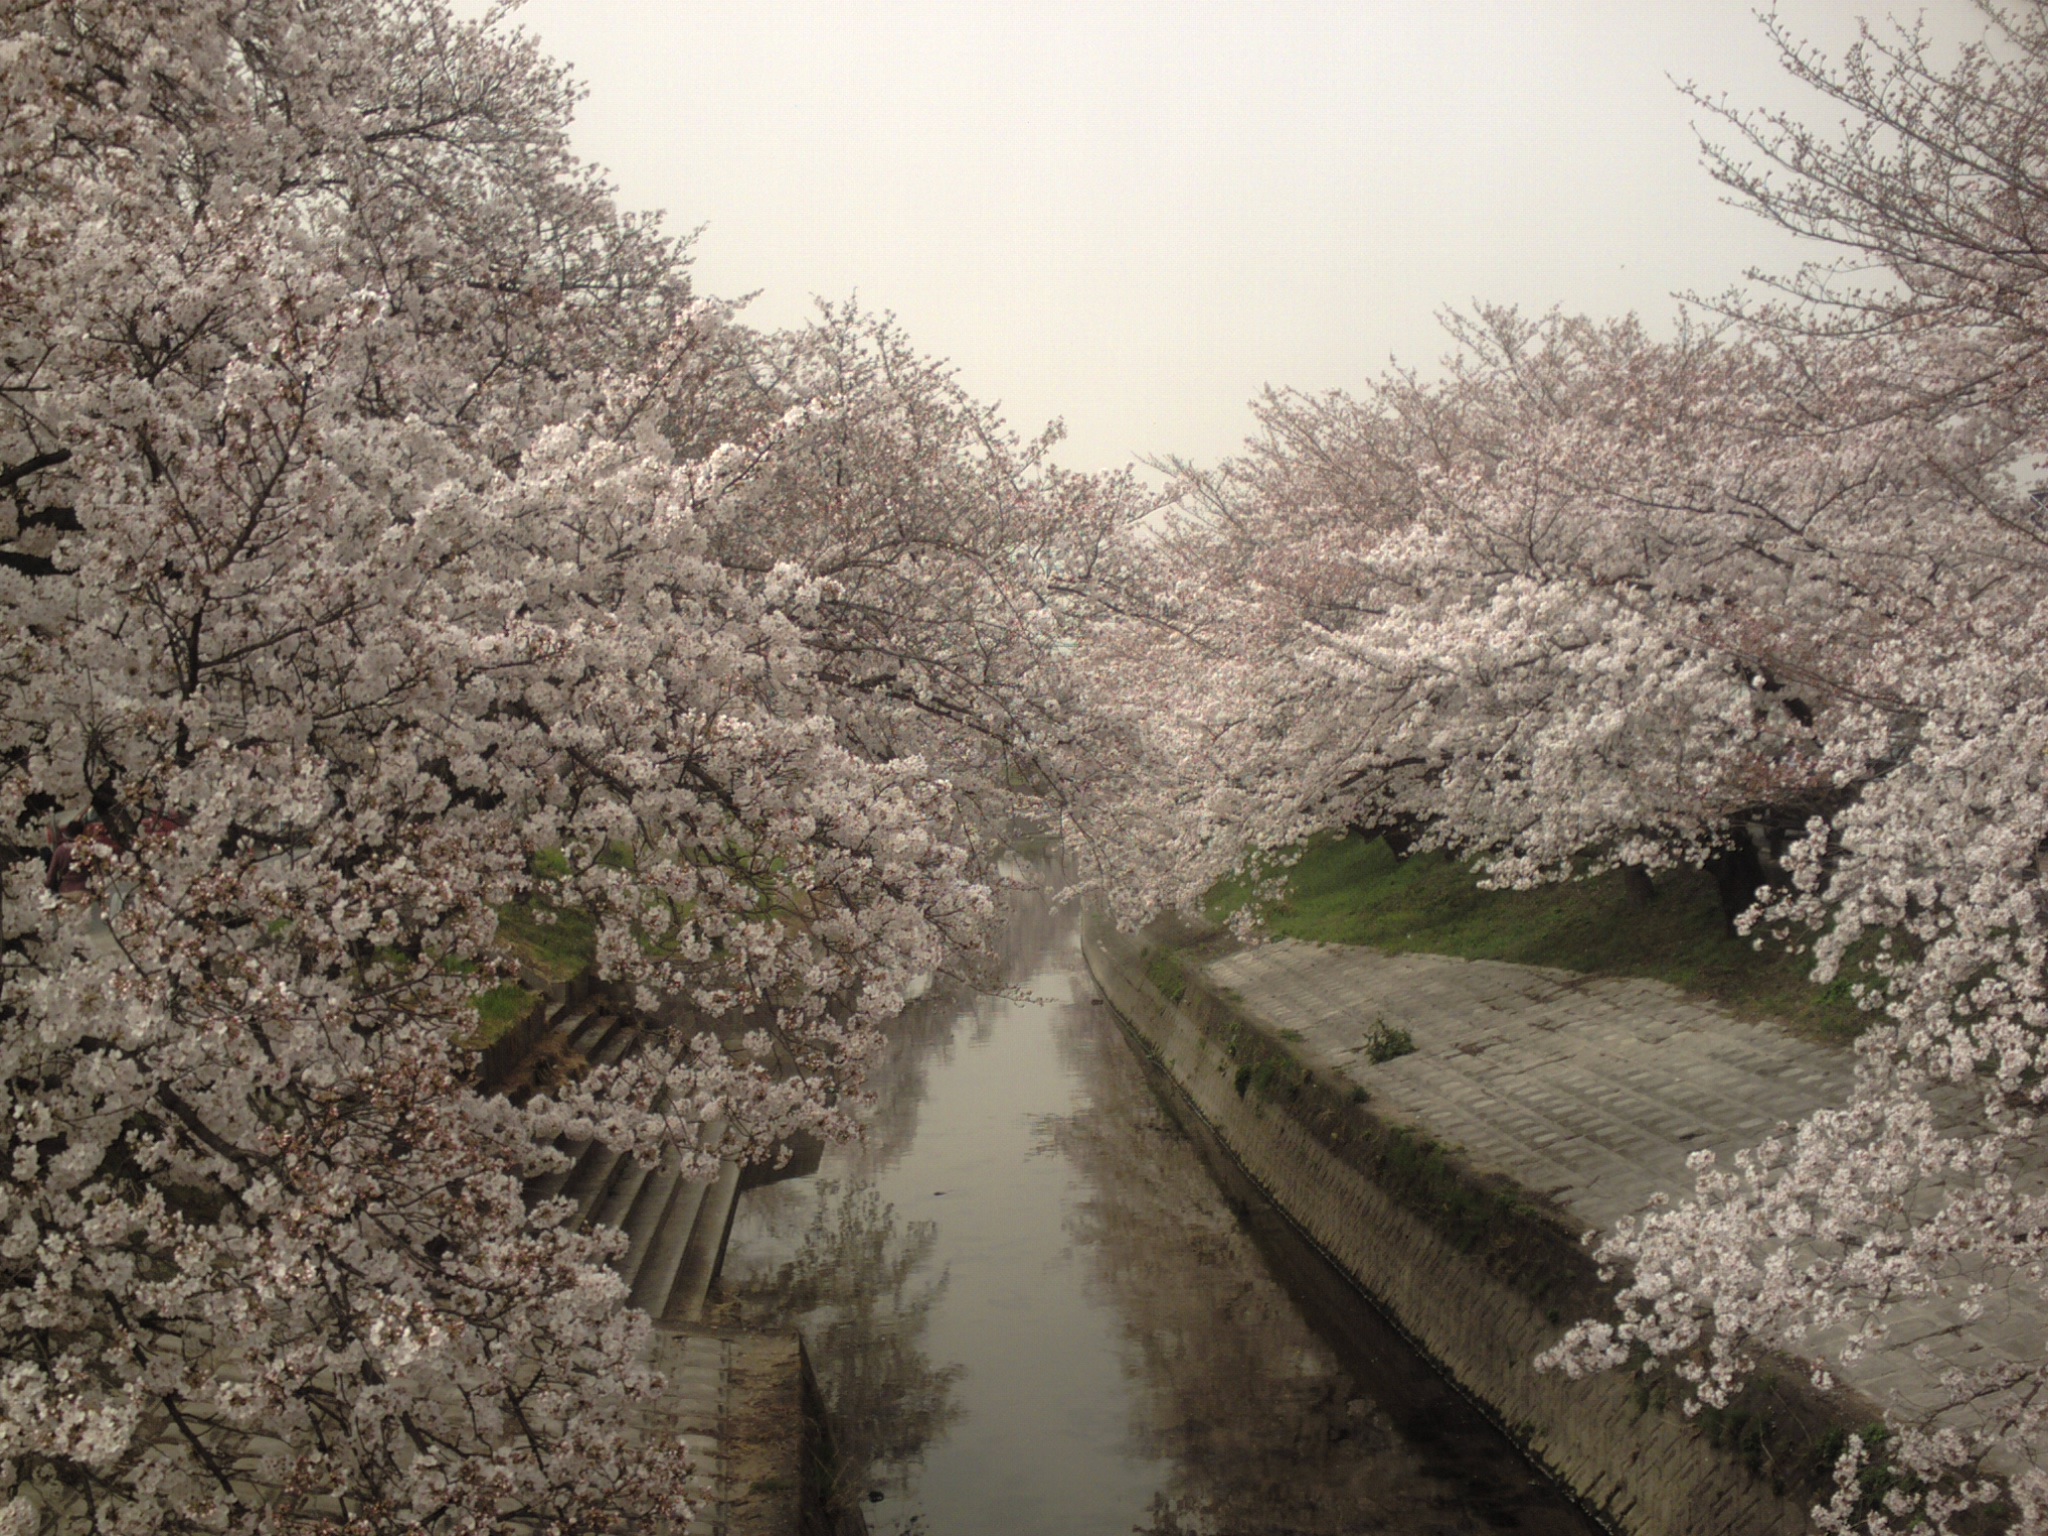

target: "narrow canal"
[719,881,1604,1536]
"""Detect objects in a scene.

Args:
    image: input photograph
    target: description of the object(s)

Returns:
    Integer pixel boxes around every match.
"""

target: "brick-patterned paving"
[1203,939,2034,1440]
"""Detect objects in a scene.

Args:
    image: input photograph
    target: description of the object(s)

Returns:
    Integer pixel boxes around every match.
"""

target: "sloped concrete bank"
[1081,918,1833,1536]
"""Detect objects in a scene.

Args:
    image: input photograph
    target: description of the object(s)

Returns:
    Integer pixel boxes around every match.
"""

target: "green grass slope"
[1207,834,1868,1043]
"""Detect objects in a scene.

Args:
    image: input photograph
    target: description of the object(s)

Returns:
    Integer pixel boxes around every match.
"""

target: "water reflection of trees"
[843,874,1069,1162]
[1047,1006,1517,1536]
[846,994,964,1173]
[737,1179,963,1505]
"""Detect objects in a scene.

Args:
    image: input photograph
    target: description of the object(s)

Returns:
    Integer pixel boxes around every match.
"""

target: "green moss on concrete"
[1208,834,1870,1043]
[466,982,537,1045]
[493,845,637,987]
[493,888,599,986]
[1146,948,1189,1003]
[358,944,538,1050]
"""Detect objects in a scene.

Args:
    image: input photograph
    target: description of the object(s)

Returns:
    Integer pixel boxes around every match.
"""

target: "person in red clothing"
[45,819,89,897]
[44,817,144,898]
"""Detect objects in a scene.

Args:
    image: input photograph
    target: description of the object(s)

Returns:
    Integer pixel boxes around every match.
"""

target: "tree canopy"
[22,0,2048,1532]
[0,0,1134,1530]
[1072,7,2048,1531]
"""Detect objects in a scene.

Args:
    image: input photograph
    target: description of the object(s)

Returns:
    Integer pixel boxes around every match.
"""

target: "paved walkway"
[639,1330,805,1536]
[1201,939,2033,1441]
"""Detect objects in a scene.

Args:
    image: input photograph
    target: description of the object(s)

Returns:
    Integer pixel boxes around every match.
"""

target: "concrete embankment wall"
[1081,921,1814,1536]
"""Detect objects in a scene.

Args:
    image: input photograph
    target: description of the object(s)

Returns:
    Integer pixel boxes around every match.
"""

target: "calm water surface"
[719,887,1602,1536]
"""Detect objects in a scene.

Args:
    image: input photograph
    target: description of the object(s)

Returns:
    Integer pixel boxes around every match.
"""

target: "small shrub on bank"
[1147,948,1190,1003]
[1363,1018,1415,1063]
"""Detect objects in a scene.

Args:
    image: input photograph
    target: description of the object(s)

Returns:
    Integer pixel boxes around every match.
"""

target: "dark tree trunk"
[1621,864,1657,907]
[1706,841,1765,932]
[1347,821,1417,859]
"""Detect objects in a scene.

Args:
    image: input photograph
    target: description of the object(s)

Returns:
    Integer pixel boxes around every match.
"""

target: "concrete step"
[639,1332,807,1536]
[580,1060,685,1229]
[517,1014,742,1334]
[629,1172,709,1316]
[587,1110,682,1233]
[616,1151,687,1290]
[527,1133,597,1209]
[584,1014,640,1067]
[639,1332,730,1533]
[557,1003,608,1055]
[560,1141,629,1224]
[662,1160,743,1329]
[522,1015,644,1207]
[525,1154,580,1210]
[505,1006,809,1534]
[520,1005,606,1206]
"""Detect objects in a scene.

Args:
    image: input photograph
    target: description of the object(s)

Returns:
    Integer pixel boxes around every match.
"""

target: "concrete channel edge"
[1080,917,1818,1536]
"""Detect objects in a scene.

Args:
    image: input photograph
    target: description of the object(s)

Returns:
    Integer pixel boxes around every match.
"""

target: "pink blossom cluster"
[0,1,1134,1531]
[1072,10,2048,1531]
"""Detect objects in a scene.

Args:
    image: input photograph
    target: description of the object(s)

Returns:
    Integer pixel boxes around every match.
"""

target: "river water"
[718,884,1603,1536]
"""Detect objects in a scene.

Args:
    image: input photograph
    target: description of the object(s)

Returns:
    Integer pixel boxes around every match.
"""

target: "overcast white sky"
[483,2,1986,473]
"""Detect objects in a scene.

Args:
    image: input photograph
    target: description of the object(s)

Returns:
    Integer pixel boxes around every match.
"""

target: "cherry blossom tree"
[667,302,1147,853]
[0,1,1119,1530]
[1081,306,2006,909]
[1082,9,2048,1530]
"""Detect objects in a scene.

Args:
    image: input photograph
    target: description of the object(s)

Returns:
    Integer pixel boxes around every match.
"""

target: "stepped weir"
[514,999,824,1536]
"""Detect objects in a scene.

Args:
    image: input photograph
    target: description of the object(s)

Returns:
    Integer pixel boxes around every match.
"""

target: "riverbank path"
[1199,939,2037,1451]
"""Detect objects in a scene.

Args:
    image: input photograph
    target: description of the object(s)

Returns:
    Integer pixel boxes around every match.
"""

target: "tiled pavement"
[1202,939,2034,1440]
[638,1330,805,1536]
[643,1331,733,1533]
